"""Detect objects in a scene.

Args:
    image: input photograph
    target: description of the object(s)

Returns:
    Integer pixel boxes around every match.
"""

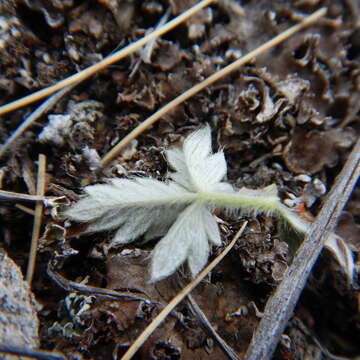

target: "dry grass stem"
[15,204,35,216]
[0,0,214,116]
[101,7,327,166]
[26,154,47,284]
[120,221,248,360]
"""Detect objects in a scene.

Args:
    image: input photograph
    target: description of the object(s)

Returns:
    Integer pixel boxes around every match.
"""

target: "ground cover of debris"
[0,0,359,359]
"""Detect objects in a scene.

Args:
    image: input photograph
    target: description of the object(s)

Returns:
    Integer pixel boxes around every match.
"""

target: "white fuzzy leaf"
[190,151,227,192]
[150,202,212,281]
[111,208,154,244]
[187,229,209,278]
[183,125,212,162]
[143,206,183,241]
[86,208,131,232]
[179,125,228,192]
[166,148,187,174]
[201,207,221,245]
[150,203,198,281]
[66,124,347,283]
[65,197,112,221]
[65,125,275,282]
[166,148,193,190]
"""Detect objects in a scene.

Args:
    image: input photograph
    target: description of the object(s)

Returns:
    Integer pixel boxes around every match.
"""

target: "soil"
[0,0,359,359]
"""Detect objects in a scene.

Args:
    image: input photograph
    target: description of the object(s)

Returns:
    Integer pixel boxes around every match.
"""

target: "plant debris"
[0,0,359,359]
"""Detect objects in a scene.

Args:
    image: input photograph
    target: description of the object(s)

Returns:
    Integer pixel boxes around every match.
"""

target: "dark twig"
[47,264,150,303]
[0,189,56,202]
[244,138,360,360]
[0,343,65,360]
[187,294,240,360]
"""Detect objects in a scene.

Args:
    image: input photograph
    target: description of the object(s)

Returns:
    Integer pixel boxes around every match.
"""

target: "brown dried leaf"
[236,219,289,284]
[336,211,360,252]
[151,40,184,71]
[283,127,356,174]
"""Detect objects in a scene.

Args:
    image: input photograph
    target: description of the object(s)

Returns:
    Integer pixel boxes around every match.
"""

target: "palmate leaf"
[65,125,355,282]
[66,125,228,282]
[150,202,220,281]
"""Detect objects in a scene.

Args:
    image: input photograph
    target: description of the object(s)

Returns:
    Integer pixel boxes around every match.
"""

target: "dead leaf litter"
[0,0,359,359]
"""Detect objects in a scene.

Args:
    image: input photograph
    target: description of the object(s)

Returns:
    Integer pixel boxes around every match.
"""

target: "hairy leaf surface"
[65,125,354,282]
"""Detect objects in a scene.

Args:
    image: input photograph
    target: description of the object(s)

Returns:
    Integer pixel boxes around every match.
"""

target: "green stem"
[199,191,281,214]
[199,191,310,235]
[135,189,310,235]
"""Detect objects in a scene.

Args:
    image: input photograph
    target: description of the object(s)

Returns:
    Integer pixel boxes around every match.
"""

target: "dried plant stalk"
[26,154,47,284]
[15,204,35,216]
[47,265,149,302]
